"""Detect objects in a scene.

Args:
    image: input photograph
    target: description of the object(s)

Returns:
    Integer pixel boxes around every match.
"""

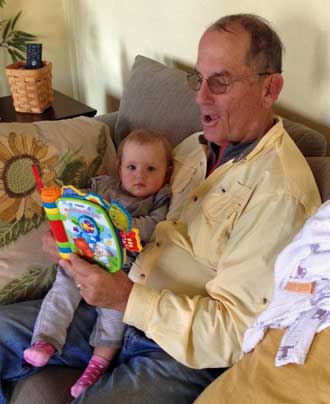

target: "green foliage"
[0,214,44,247]
[0,264,57,304]
[0,1,38,62]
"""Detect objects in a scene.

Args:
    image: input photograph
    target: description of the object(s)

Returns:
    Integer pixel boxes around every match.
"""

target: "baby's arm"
[131,203,169,245]
[42,230,61,262]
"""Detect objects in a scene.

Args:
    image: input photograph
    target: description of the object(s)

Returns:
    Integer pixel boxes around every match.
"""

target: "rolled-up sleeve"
[124,194,310,368]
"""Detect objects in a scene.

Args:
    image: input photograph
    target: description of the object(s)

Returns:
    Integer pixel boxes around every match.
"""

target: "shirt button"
[140,273,146,279]
[193,196,198,202]
[156,242,161,247]
[263,298,268,305]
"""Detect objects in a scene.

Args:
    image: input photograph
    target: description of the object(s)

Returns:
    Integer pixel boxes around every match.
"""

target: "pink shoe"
[71,355,109,398]
[24,341,56,367]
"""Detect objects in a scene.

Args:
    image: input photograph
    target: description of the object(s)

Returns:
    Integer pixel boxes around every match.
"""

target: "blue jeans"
[0,300,226,404]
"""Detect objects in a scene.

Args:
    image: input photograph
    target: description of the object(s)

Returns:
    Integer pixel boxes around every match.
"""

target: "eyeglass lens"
[187,73,229,95]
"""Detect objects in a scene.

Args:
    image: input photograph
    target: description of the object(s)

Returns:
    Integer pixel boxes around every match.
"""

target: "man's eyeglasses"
[186,71,274,95]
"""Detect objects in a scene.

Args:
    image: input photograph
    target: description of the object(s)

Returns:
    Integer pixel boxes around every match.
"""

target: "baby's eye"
[147,166,156,172]
[127,164,136,170]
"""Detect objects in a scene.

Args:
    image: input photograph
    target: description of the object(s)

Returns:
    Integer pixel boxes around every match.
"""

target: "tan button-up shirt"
[123,119,321,368]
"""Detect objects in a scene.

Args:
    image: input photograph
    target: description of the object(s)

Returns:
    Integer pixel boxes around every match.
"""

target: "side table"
[0,90,97,123]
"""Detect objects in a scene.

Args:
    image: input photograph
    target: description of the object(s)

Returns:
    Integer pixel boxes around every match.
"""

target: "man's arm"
[62,194,310,368]
[59,254,133,312]
[123,194,310,368]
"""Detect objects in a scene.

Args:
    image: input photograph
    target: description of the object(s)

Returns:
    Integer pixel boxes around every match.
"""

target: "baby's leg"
[71,307,125,398]
[71,345,119,398]
[24,267,82,367]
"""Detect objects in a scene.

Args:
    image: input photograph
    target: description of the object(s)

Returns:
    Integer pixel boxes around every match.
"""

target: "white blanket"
[242,201,330,366]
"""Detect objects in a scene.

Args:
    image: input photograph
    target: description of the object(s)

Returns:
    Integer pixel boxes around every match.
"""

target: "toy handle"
[40,186,72,259]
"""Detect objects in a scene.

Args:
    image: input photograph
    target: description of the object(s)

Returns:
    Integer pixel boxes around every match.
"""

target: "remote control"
[26,43,43,69]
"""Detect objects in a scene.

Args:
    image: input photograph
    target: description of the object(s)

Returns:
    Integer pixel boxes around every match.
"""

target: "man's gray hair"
[206,14,283,74]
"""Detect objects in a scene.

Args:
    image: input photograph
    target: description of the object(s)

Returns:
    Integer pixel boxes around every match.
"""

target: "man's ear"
[262,73,284,108]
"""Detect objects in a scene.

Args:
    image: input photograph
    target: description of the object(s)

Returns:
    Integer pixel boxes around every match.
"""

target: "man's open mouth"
[203,114,220,124]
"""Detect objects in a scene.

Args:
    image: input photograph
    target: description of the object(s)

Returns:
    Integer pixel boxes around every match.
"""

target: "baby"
[23,129,173,398]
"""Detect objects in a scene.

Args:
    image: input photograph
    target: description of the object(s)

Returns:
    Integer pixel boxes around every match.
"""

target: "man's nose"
[195,79,215,105]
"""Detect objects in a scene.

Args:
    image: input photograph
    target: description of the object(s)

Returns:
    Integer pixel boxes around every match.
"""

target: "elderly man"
[0,14,320,404]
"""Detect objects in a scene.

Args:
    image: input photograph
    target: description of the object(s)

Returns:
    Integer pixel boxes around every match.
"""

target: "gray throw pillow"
[114,55,202,147]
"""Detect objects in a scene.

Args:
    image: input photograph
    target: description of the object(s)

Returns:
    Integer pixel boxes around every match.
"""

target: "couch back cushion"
[0,117,117,304]
[114,55,202,148]
[114,55,326,157]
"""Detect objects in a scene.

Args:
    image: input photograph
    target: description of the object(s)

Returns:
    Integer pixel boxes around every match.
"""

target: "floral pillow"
[0,117,117,304]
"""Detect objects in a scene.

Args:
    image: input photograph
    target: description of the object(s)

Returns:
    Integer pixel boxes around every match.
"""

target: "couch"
[4,55,330,404]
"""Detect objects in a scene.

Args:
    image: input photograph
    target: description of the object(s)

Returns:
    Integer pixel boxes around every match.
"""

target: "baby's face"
[119,141,169,197]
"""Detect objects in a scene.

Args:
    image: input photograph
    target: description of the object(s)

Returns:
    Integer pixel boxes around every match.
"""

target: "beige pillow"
[0,117,117,304]
[194,328,330,404]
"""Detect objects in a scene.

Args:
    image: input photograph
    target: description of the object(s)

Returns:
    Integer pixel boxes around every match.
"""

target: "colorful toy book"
[32,165,142,273]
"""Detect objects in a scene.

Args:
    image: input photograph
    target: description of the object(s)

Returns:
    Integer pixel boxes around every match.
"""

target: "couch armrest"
[283,118,327,157]
[95,112,118,141]
[306,156,330,202]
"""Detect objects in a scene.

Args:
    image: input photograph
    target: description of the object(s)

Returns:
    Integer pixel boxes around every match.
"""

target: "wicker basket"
[5,61,53,113]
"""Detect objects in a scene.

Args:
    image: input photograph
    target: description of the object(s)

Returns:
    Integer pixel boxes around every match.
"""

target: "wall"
[64,0,330,146]
[0,0,73,97]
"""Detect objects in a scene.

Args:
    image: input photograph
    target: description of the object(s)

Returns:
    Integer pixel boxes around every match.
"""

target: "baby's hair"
[117,129,173,168]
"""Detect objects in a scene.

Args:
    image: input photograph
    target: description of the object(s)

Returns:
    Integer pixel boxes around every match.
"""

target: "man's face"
[195,28,270,145]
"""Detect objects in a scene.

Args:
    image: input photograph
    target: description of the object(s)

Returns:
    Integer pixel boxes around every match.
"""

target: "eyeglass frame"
[186,70,279,95]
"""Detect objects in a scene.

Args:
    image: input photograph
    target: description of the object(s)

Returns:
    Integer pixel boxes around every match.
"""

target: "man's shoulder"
[244,127,320,213]
[173,131,204,162]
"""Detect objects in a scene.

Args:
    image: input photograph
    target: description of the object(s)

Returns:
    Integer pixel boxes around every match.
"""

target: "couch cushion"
[306,156,330,202]
[194,328,330,404]
[282,118,327,157]
[115,55,326,158]
[0,117,117,304]
[114,55,202,147]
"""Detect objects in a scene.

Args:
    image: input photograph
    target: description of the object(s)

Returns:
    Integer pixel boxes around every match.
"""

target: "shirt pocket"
[188,181,254,268]
[168,160,200,220]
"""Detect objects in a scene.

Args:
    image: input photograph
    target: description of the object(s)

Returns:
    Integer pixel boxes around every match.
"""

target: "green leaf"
[8,42,27,52]
[10,10,22,30]
[59,160,88,187]
[9,48,25,61]
[15,30,38,39]
[0,264,57,305]
[0,0,6,8]
[7,48,16,62]
[2,18,11,40]
[0,214,45,248]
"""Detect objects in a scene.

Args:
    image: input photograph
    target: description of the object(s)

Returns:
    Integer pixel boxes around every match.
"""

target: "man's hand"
[42,231,60,262]
[59,254,133,312]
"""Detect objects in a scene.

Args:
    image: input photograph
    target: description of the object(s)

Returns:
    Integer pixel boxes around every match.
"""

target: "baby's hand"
[42,230,60,262]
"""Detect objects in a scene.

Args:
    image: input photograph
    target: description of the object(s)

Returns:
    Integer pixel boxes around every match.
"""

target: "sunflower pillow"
[0,117,117,304]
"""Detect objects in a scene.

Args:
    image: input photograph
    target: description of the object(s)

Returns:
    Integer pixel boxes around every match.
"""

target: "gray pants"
[32,266,125,353]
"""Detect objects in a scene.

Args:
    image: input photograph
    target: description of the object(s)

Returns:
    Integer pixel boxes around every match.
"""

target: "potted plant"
[0,0,38,62]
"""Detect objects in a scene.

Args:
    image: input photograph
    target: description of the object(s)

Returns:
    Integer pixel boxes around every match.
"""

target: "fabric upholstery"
[306,156,330,202]
[0,117,117,304]
[282,118,327,157]
[114,55,202,147]
[194,328,330,404]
